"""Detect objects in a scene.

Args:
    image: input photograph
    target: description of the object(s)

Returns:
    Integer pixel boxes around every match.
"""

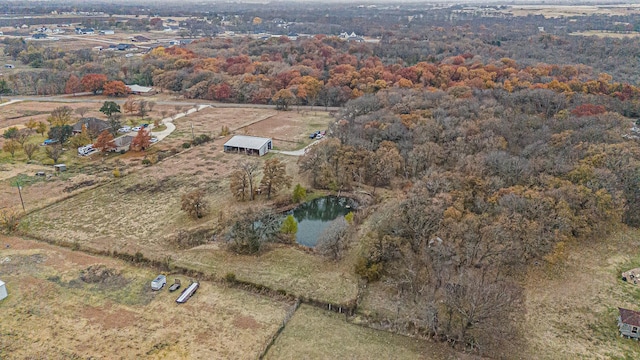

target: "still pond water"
[287,196,357,247]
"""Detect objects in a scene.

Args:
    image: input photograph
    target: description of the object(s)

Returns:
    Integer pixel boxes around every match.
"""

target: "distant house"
[127,84,154,95]
[619,308,640,339]
[53,164,67,172]
[132,35,150,42]
[224,135,272,156]
[113,135,134,152]
[76,28,94,35]
[116,43,132,51]
[72,117,111,135]
[99,30,115,35]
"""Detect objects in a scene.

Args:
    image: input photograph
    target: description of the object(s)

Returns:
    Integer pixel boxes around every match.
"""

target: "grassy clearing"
[0,235,290,359]
[522,228,640,359]
[265,304,460,360]
[24,111,355,304]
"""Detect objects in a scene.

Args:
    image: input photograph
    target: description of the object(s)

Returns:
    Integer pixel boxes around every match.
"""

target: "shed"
[223,135,272,156]
[619,308,640,339]
[127,84,154,95]
[0,280,6,301]
[54,164,67,172]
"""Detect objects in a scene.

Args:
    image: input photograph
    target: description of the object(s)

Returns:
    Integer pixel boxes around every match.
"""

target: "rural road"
[149,104,210,140]
[272,138,324,156]
[5,95,341,112]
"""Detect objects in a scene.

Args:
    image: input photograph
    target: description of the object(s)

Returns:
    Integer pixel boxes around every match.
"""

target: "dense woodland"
[3,2,640,356]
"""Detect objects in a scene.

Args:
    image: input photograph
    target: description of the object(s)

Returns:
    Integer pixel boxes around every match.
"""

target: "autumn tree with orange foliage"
[94,130,116,152]
[130,128,151,151]
[103,81,129,97]
[64,74,83,95]
[81,74,108,94]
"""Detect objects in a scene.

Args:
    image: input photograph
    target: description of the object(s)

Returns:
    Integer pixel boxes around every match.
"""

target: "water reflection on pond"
[287,196,356,247]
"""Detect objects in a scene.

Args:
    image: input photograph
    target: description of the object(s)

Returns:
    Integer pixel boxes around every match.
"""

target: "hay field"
[23,108,354,304]
[0,235,290,359]
[522,228,640,359]
[265,305,461,360]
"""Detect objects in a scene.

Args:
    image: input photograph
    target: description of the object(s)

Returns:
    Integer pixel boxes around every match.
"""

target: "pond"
[287,196,357,247]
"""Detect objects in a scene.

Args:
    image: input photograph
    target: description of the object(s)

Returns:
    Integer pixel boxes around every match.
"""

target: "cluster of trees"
[229,158,292,201]
[297,86,640,354]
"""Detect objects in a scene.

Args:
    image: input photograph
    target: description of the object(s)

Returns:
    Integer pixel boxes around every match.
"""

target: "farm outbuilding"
[0,280,7,301]
[619,308,640,339]
[223,135,272,156]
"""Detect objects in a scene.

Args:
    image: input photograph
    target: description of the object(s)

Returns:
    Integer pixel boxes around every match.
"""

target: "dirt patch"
[63,180,95,193]
[233,315,262,330]
[81,304,138,330]
[80,264,129,287]
[0,253,46,275]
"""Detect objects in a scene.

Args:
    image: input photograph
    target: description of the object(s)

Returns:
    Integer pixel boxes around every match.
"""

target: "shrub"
[182,142,191,149]
[292,184,306,203]
[192,134,212,146]
[0,209,20,234]
[113,167,121,178]
[355,257,383,282]
[141,158,151,165]
[225,272,237,283]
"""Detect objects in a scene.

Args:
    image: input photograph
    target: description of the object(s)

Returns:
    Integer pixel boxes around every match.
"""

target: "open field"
[0,235,290,359]
[504,4,640,18]
[20,106,352,303]
[167,106,331,151]
[265,305,464,360]
[570,30,640,39]
[522,228,640,359]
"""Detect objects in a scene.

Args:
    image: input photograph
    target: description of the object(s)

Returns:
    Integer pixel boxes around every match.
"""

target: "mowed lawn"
[0,235,290,359]
[265,305,463,360]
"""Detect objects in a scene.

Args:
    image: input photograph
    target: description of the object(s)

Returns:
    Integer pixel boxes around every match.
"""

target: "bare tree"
[75,106,90,118]
[260,158,292,199]
[229,169,249,201]
[238,160,260,200]
[45,144,63,164]
[316,217,350,260]
[181,189,209,219]
[23,143,39,160]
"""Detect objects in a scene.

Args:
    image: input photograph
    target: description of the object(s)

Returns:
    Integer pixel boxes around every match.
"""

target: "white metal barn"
[223,135,272,156]
[0,280,7,301]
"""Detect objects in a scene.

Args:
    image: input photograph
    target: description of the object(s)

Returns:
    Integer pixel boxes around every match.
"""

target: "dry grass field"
[0,235,290,359]
[20,106,353,303]
[570,30,640,39]
[265,305,464,360]
[521,228,640,359]
[504,4,640,18]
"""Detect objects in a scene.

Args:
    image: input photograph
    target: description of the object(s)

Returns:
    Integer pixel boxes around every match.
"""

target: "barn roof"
[224,135,271,150]
[619,308,640,327]
[127,84,153,93]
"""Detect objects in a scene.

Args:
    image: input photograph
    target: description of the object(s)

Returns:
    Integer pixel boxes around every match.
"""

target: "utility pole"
[191,122,195,142]
[17,181,25,213]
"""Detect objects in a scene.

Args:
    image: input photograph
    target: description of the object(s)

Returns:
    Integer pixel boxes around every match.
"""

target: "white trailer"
[0,280,7,301]
[176,282,199,304]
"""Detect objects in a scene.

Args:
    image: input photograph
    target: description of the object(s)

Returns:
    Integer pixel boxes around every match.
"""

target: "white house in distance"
[224,135,272,156]
[0,280,7,301]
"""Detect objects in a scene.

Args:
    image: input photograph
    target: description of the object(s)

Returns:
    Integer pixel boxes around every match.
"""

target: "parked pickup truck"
[168,279,181,292]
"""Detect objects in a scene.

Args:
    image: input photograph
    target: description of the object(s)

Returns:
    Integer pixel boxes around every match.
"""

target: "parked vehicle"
[118,126,131,133]
[132,126,142,132]
[141,123,149,128]
[151,275,167,290]
[168,279,181,292]
[43,139,58,145]
[150,137,159,144]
